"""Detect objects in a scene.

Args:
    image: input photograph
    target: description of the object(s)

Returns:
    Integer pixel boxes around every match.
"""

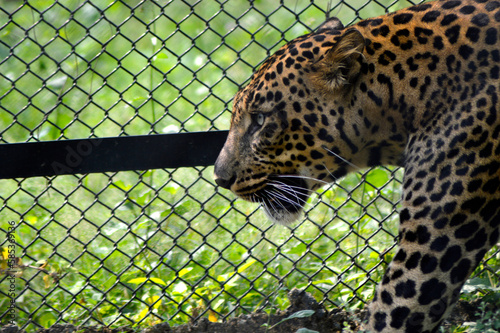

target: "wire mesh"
[0,0,498,331]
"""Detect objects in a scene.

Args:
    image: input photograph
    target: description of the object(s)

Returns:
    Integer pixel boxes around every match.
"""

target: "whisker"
[321,145,360,170]
[267,188,306,206]
[268,185,309,205]
[269,192,295,211]
[269,188,315,214]
[262,191,287,213]
[254,183,304,212]
[272,174,330,185]
[269,180,316,195]
[249,193,259,204]
[323,163,338,182]
[261,199,274,217]
[268,186,310,206]
[265,188,293,206]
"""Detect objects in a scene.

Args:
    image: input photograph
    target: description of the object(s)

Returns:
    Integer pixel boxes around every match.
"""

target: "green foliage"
[443,277,500,332]
[450,301,500,333]
[471,303,500,333]
[262,309,315,330]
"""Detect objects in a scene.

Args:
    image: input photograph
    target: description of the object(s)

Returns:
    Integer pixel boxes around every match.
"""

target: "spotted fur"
[214,0,500,332]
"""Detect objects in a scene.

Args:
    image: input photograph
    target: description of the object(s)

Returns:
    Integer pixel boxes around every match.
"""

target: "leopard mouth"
[253,175,310,225]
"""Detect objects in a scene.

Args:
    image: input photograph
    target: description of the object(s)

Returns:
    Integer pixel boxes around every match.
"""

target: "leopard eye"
[251,113,265,127]
[256,113,265,126]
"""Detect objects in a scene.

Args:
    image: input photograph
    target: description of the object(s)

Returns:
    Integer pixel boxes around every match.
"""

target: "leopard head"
[214,18,371,224]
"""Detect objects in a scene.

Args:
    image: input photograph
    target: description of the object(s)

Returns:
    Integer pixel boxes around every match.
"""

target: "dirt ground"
[1,289,481,333]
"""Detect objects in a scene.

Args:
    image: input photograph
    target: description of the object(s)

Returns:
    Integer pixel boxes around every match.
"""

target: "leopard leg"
[365,207,498,332]
[365,148,500,332]
[365,231,488,332]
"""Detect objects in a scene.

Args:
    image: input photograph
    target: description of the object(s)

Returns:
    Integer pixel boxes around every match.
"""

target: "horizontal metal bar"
[0,131,228,179]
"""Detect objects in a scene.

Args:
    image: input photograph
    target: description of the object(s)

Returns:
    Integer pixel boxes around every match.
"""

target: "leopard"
[213,0,500,332]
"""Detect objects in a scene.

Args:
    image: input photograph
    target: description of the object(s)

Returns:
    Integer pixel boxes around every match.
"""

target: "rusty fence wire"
[0,0,498,331]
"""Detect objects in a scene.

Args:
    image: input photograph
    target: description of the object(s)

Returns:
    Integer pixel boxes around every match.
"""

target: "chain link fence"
[0,0,499,331]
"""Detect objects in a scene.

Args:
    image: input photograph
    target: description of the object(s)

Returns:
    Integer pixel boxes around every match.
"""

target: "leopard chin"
[253,175,310,225]
[262,204,303,226]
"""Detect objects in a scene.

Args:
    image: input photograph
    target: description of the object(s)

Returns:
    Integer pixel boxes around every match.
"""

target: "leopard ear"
[313,29,365,91]
[316,17,344,32]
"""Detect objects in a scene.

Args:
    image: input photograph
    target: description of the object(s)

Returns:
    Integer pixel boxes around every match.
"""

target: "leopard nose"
[214,174,236,190]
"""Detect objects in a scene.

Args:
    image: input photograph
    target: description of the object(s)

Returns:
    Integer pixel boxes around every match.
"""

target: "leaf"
[172,281,188,294]
[296,329,320,333]
[217,272,234,282]
[265,310,316,329]
[43,275,52,288]
[217,259,257,286]
[173,202,191,216]
[163,185,180,195]
[25,215,38,224]
[0,254,7,271]
[127,277,167,286]
[69,280,85,294]
[147,295,162,310]
[136,306,149,322]
[463,277,496,293]
[286,243,307,255]
[152,52,171,72]
[285,310,315,320]
[178,267,193,277]
[212,298,225,310]
[112,180,132,191]
[135,190,153,206]
[127,277,148,284]
[36,259,48,269]
[312,277,336,286]
[129,96,148,108]
[365,169,389,189]
[160,208,173,219]
[148,277,167,286]
[344,272,365,283]
[47,75,68,90]
[155,52,169,60]
[1,247,8,260]
[237,259,256,274]
[208,310,218,322]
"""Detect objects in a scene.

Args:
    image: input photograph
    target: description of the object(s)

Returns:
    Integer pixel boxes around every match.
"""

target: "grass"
[0,0,499,331]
